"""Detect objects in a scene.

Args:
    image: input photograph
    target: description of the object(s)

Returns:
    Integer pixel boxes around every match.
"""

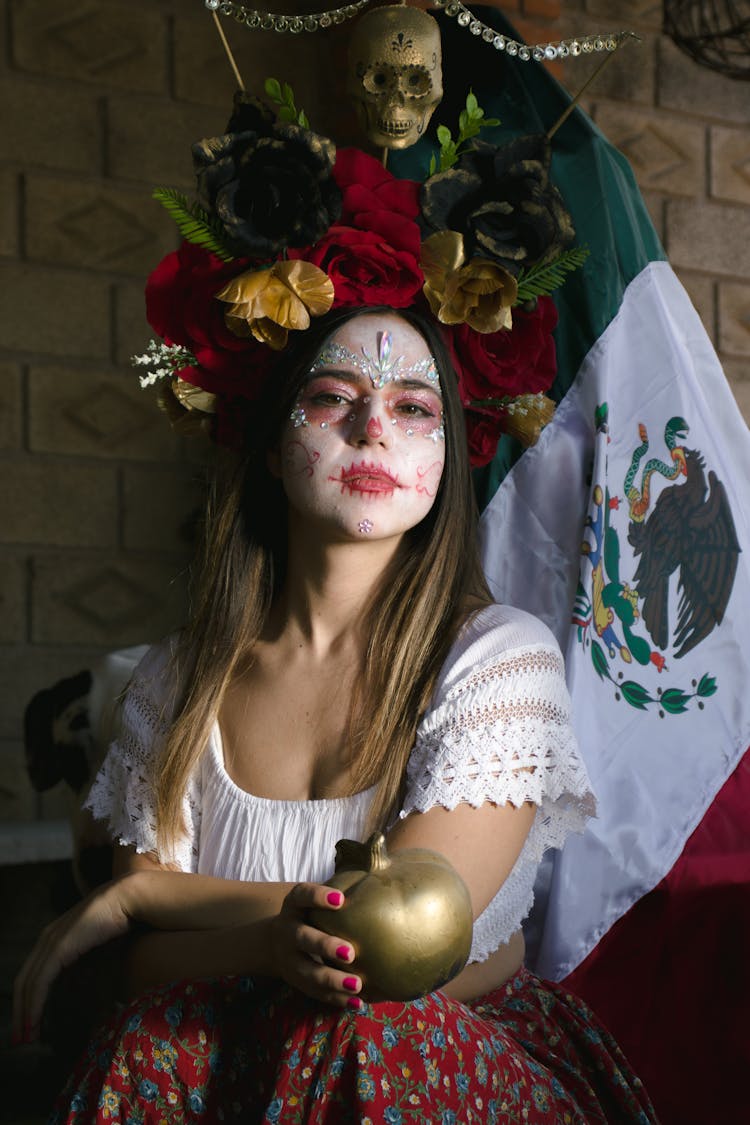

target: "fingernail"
[326,891,343,907]
[343,976,359,993]
[347,996,363,1011]
[335,944,352,962]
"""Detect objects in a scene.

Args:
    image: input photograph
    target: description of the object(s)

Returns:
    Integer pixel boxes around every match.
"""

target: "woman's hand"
[268,883,363,1010]
[13,878,132,1043]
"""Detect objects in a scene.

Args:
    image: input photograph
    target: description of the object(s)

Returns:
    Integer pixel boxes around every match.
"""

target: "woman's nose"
[350,402,392,447]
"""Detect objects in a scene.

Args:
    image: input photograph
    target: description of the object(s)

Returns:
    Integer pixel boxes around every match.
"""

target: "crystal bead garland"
[204,0,373,33]
[432,0,628,61]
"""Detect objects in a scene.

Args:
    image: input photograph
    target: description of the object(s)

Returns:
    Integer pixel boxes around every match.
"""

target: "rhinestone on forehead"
[309,330,439,390]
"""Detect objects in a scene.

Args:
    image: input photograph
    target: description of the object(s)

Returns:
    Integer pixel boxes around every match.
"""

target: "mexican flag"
[396,9,750,1120]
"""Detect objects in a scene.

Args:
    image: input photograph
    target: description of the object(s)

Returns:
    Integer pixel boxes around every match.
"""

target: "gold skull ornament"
[309,833,473,1002]
[347,6,443,150]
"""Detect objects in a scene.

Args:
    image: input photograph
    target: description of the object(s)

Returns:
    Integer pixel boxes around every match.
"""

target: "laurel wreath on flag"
[589,639,717,716]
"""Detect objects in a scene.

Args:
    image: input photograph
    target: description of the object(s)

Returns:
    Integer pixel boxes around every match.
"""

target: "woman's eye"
[312,393,348,407]
[397,402,435,418]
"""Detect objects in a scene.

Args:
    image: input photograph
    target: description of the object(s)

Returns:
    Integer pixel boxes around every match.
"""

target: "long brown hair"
[155,307,491,854]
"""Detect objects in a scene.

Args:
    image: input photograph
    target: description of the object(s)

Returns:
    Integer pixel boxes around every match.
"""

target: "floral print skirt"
[51,967,658,1124]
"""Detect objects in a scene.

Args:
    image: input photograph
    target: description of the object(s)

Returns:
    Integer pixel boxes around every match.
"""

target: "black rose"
[421,134,574,275]
[192,111,342,261]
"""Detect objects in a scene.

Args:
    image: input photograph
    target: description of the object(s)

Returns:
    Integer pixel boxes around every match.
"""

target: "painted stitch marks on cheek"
[416,461,443,498]
[284,439,320,478]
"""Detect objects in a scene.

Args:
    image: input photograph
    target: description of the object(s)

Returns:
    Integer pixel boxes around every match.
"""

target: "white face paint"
[279,314,446,543]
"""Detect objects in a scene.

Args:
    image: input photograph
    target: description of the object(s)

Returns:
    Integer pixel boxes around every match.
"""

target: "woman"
[15,307,657,1123]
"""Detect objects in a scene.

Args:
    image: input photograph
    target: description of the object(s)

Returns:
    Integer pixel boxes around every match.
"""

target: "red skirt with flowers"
[51,967,658,1124]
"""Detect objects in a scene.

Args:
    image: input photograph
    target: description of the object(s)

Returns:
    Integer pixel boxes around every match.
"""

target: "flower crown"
[135,83,588,467]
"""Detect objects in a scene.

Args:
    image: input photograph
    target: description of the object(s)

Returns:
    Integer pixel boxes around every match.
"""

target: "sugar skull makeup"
[278,314,447,545]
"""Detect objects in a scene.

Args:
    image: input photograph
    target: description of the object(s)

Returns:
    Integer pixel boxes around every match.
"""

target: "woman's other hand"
[13,878,132,1043]
[269,883,363,1010]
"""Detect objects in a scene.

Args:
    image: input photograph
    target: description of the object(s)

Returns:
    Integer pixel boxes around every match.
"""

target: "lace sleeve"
[84,640,200,872]
[400,618,596,860]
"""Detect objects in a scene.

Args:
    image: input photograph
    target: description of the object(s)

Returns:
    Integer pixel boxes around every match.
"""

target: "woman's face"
[277,313,446,544]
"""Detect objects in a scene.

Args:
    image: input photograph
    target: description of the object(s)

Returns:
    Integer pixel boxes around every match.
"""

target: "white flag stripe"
[480,261,750,979]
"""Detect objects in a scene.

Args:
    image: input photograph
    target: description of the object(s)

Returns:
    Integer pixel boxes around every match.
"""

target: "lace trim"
[84,662,200,870]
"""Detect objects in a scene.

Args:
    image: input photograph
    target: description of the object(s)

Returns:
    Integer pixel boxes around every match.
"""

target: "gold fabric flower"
[502,393,555,446]
[420,231,518,334]
[216,260,335,350]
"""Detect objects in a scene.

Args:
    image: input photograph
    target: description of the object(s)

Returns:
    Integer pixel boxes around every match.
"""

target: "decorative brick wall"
[1,0,748,842]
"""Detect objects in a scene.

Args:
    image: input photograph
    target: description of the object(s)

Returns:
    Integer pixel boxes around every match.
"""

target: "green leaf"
[515,246,590,303]
[152,188,234,262]
[428,154,437,176]
[298,109,309,129]
[620,680,654,710]
[466,90,478,115]
[264,77,282,102]
[696,674,718,698]
[277,106,296,123]
[436,125,452,147]
[282,82,294,105]
[659,688,691,714]
[459,110,469,134]
[591,641,609,681]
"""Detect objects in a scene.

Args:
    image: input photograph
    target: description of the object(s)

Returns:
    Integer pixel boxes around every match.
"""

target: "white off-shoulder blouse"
[85,604,595,964]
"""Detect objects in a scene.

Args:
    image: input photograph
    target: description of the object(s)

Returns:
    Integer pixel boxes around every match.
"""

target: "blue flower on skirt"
[383,1025,399,1048]
[313,1078,325,1099]
[330,1057,345,1077]
[287,1049,301,1069]
[456,1019,470,1042]
[532,1085,551,1112]
[551,1076,565,1097]
[165,1004,183,1028]
[138,1079,158,1102]
[126,1014,141,1033]
[431,1028,447,1048]
[366,1039,382,1063]
[384,1108,402,1124]
[265,1097,284,1122]
[456,1073,470,1095]
[188,1089,206,1114]
[356,1072,376,1101]
[441,1111,457,1125]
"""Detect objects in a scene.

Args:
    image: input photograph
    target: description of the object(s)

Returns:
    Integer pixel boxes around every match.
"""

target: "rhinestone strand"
[204,0,373,34]
[431,0,632,61]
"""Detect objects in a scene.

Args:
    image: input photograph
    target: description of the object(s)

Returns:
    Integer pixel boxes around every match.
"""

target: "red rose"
[287,148,424,309]
[464,412,505,469]
[446,296,558,406]
[334,148,421,227]
[146,241,271,401]
[291,225,423,309]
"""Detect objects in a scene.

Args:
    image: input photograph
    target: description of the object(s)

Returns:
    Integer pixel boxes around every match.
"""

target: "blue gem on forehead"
[309,333,439,389]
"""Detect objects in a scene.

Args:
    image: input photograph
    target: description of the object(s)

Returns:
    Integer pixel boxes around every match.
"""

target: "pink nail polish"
[343,976,359,992]
[347,996,362,1011]
[326,891,343,907]
[335,944,352,961]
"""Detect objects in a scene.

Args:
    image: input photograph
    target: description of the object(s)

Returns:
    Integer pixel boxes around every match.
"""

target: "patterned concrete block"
[0,262,110,358]
[28,365,179,461]
[31,553,189,646]
[0,461,117,547]
[594,103,704,197]
[675,271,715,341]
[0,169,18,258]
[0,74,101,174]
[666,200,750,279]
[710,125,750,207]
[0,363,22,450]
[24,174,178,277]
[107,97,218,188]
[122,464,204,553]
[0,557,26,645]
[658,37,750,126]
[718,282,750,357]
[114,281,158,368]
[10,0,168,93]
